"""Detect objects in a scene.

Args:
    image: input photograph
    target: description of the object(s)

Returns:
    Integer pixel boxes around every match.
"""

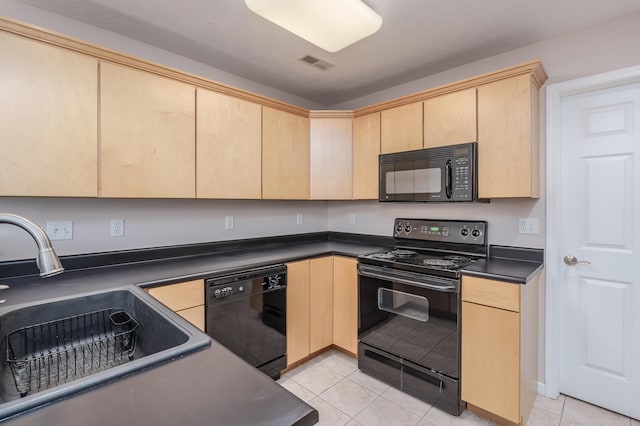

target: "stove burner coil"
[371,252,396,260]
[389,249,418,258]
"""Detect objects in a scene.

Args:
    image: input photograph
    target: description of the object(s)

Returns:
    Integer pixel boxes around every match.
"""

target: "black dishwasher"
[205,264,287,379]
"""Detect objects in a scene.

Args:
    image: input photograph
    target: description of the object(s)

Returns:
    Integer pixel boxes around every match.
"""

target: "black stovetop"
[357,218,488,279]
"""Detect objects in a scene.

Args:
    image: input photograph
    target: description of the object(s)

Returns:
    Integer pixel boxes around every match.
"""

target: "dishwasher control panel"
[206,265,287,301]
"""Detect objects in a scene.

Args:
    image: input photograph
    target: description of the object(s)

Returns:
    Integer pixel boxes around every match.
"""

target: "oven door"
[358,264,459,377]
[357,263,462,414]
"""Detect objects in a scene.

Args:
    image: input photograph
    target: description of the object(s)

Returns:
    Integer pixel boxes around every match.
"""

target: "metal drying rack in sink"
[6,309,139,397]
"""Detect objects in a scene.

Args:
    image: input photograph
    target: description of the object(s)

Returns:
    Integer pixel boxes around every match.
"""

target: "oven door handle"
[357,264,457,293]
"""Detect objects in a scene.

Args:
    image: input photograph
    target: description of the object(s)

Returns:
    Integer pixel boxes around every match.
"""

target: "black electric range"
[356,218,487,416]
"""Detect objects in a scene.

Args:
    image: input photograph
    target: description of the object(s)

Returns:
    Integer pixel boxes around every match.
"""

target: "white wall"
[0,0,324,110]
[0,198,327,261]
[329,199,543,248]
[329,11,640,110]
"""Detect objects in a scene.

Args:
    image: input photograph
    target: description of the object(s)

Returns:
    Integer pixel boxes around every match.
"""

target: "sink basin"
[0,287,211,420]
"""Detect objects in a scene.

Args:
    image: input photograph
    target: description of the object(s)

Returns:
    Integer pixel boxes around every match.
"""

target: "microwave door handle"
[445,160,452,199]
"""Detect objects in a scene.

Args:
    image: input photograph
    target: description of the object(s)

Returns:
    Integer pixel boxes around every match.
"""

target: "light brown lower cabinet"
[461,274,539,425]
[309,257,334,353]
[146,279,205,331]
[332,256,358,355]
[286,255,358,367]
[286,260,311,366]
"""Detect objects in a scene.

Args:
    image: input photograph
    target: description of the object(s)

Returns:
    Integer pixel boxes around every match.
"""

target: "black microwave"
[379,142,484,202]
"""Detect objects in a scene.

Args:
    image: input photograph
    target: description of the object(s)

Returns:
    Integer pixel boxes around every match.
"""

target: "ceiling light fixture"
[244,0,382,53]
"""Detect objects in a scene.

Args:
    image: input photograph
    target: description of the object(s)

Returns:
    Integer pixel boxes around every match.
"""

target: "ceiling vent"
[299,55,334,71]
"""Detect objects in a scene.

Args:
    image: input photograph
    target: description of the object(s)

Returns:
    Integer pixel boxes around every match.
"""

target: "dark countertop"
[0,239,386,425]
[461,245,544,284]
[3,340,318,426]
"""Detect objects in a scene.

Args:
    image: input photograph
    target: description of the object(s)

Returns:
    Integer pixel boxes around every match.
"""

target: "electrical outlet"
[46,221,73,240]
[111,219,125,237]
[225,216,234,230]
[296,213,303,225]
[348,213,356,225]
[518,217,539,235]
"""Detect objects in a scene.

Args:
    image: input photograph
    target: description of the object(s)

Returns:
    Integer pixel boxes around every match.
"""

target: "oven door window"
[378,288,429,322]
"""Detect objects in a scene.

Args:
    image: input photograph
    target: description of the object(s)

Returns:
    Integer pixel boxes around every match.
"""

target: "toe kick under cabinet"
[461,275,539,426]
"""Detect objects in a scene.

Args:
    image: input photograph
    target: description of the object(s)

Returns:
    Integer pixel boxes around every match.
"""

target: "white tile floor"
[278,350,639,426]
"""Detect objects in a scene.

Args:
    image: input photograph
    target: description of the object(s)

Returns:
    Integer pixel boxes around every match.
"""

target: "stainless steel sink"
[0,287,211,420]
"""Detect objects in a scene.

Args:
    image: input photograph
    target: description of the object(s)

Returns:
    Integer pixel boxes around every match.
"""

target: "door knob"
[563,255,591,266]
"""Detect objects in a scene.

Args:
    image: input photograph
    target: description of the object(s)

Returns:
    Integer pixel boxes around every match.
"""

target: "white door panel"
[558,82,640,419]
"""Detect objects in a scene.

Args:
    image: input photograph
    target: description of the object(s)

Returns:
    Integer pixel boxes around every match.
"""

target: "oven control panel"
[393,219,487,245]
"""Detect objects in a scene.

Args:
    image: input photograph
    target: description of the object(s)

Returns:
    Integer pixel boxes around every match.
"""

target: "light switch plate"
[46,221,73,240]
[348,213,356,225]
[296,213,303,225]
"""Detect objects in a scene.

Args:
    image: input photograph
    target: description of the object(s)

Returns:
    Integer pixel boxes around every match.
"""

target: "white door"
[557,80,640,419]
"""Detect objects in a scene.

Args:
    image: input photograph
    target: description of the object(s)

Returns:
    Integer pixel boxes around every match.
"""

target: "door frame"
[545,64,640,398]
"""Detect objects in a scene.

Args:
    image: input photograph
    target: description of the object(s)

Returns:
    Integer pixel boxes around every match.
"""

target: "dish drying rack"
[6,309,139,397]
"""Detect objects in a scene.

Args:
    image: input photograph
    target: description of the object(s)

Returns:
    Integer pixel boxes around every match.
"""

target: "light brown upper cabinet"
[352,112,381,200]
[477,74,540,198]
[100,62,196,198]
[196,89,261,199]
[0,32,98,197]
[423,88,477,148]
[309,112,353,200]
[380,102,423,154]
[262,107,310,199]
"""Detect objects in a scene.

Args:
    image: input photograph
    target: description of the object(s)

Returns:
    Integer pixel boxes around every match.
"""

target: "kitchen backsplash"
[0,197,544,262]
[0,198,328,261]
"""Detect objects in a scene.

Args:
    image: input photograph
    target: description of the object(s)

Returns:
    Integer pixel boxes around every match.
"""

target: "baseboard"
[537,381,545,395]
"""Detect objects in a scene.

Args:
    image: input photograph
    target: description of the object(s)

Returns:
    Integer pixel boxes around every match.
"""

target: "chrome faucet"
[0,213,64,278]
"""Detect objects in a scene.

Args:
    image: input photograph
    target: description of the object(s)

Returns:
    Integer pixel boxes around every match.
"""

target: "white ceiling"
[15,0,640,106]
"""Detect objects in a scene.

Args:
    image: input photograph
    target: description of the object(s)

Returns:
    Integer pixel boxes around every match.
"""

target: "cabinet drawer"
[177,305,205,331]
[148,279,204,311]
[462,276,520,312]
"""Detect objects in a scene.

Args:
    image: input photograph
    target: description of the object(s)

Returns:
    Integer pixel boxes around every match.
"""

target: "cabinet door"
[310,116,353,200]
[0,33,98,196]
[332,256,358,355]
[262,107,310,199]
[380,102,423,154]
[461,300,520,424]
[352,112,381,199]
[423,89,477,148]
[147,279,204,311]
[286,260,310,365]
[176,306,205,331]
[196,89,261,199]
[309,256,334,353]
[477,74,539,198]
[100,62,195,198]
